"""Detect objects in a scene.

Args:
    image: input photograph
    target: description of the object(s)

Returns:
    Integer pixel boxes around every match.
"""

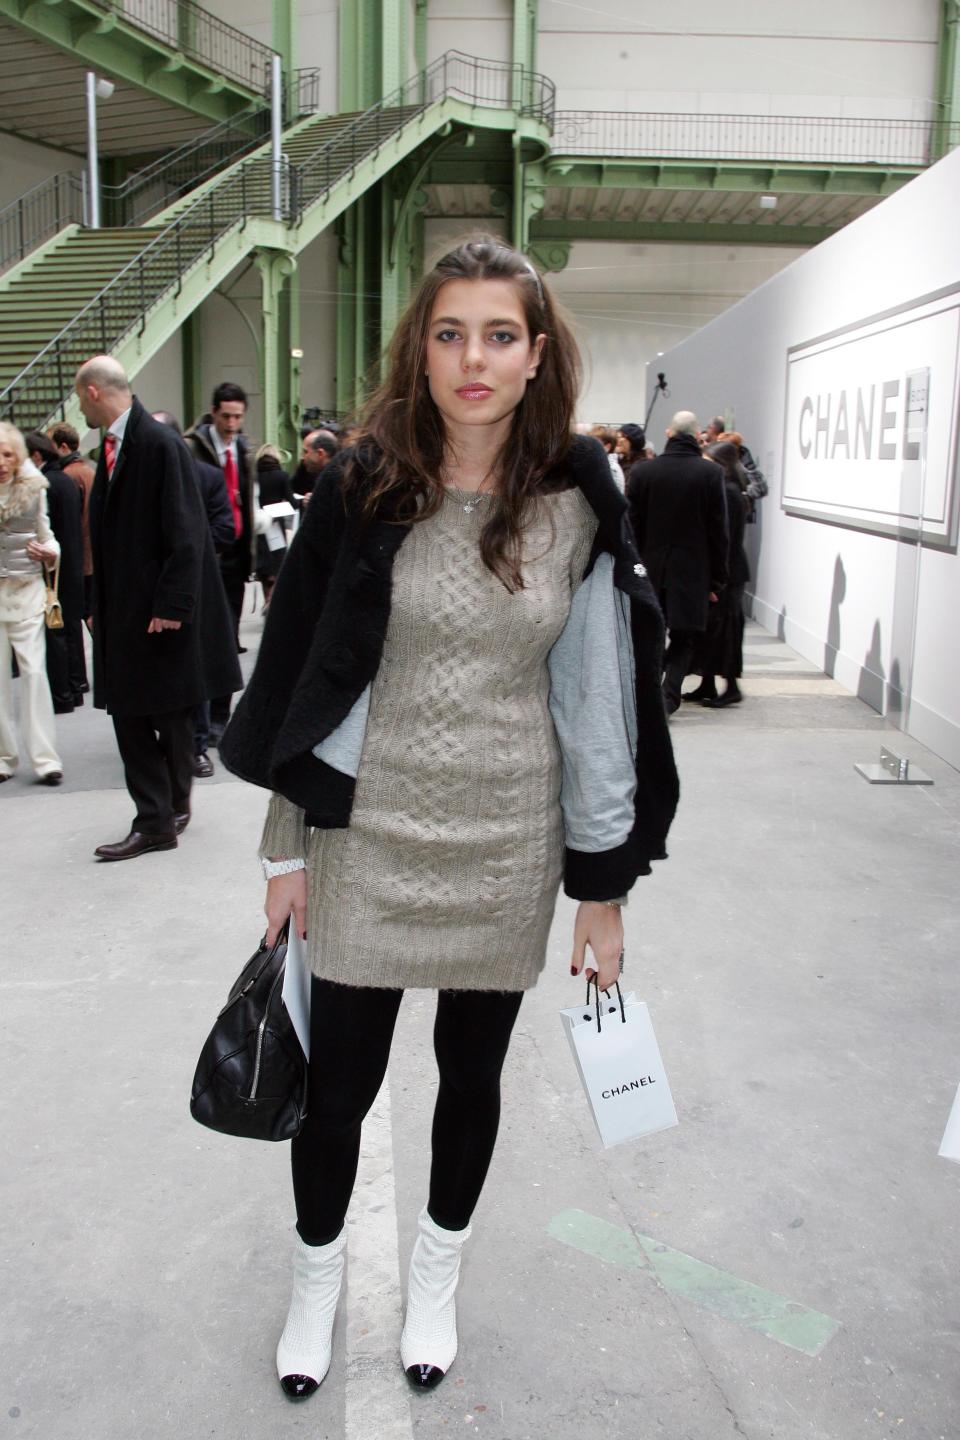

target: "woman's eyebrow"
[430,316,523,327]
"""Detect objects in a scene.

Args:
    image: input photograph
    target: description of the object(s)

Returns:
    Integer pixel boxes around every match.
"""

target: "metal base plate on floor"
[855,746,933,785]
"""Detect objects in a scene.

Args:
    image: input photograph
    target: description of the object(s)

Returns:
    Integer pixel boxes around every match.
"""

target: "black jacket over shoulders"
[627,433,729,633]
[220,435,679,899]
[88,398,242,716]
[42,461,85,620]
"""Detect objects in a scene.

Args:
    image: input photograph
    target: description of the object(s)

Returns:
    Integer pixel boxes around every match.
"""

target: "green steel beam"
[530,217,841,247]
[512,0,538,105]
[381,0,408,95]
[934,0,960,158]
[0,0,260,122]
[256,248,297,447]
[339,0,379,111]
[181,310,202,428]
[545,157,918,197]
[277,267,301,455]
[414,0,428,79]
[336,209,359,416]
[272,0,296,78]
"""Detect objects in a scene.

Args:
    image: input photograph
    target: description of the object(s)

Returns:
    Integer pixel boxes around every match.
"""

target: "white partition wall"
[649,148,960,769]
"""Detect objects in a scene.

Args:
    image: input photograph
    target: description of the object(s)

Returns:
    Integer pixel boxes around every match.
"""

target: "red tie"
[104,433,117,478]
[223,449,242,538]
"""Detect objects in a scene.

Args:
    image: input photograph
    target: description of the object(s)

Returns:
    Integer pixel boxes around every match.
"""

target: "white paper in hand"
[938,1080,960,1163]
[282,926,311,1060]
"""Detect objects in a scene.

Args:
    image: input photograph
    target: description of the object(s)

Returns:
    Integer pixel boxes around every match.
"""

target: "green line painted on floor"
[548,1208,840,1356]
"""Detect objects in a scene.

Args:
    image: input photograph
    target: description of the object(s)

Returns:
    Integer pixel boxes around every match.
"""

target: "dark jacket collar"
[663,433,703,457]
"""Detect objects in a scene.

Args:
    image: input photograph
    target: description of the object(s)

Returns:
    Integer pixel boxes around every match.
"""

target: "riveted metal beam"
[934,0,960,158]
[544,157,920,197]
[530,217,841,246]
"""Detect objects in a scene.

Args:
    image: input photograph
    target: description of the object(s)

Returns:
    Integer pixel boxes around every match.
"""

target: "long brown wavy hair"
[345,234,582,591]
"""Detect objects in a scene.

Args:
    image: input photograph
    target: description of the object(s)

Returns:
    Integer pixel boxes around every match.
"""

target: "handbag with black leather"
[190,923,308,1141]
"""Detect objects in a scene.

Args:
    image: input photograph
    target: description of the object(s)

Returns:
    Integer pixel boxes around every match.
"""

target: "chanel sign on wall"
[781,286,960,546]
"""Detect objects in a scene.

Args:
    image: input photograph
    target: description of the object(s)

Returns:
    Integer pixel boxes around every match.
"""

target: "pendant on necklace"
[463,499,478,513]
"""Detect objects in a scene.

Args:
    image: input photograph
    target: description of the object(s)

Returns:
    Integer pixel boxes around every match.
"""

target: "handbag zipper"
[248,967,285,1101]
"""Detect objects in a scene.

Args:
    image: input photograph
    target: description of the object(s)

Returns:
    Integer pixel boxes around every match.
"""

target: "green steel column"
[256,249,297,446]
[277,269,301,454]
[934,0,960,158]
[512,0,538,106]
[272,0,296,79]
[414,0,428,81]
[381,0,408,94]
[181,311,203,428]
[339,0,380,110]
[336,210,359,415]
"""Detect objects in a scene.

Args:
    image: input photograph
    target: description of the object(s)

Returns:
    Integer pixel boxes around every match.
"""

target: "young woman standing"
[221,236,678,1399]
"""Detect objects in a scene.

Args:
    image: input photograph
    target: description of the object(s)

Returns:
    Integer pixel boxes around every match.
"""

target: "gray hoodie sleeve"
[547,553,639,855]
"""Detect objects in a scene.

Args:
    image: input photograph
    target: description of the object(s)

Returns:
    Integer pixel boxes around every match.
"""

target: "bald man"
[76,357,241,859]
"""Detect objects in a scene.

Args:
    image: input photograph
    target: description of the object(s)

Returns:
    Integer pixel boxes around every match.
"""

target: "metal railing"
[0,70,320,271]
[95,0,275,94]
[290,50,555,223]
[550,110,960,167]
[0,53,551,427]
[0,173,85,278]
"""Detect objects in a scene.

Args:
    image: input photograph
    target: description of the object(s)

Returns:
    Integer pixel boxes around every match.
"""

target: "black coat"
[220,436,679,901]
[627,433,729,633]
[42,461,85,621]
[193,456,236,554]
[88,398,242,716]
[724,475,750,588]
[184,420,256,573]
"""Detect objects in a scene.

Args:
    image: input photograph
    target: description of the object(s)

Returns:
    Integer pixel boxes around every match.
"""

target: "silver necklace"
[448,471,493,513]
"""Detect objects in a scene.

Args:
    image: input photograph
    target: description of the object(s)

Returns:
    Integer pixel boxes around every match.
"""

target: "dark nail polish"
[570,965,577,975]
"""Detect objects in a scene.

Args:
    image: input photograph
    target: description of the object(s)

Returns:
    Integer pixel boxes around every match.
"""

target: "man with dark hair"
[627,409,729,716]
[292,428,340,500]
[705,416,726,443]
[49,421,95,619]
[25,431,86,714]
[185,382,262,743]
[153,410,235,778]
[74,356,241,860]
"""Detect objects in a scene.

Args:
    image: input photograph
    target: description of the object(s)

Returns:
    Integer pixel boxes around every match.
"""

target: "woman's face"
[614,432,630,456]
[425,278,545,440]
[0,442,18,483]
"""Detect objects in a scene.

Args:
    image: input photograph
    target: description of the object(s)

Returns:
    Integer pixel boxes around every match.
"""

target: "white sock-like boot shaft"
[400,1207,472,1384]
[276,1231,346,1398]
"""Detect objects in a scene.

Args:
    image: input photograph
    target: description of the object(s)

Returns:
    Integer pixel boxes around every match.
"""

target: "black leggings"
[291,977,524,1245]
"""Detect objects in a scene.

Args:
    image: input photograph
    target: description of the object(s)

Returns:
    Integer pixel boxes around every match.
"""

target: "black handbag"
[190,923,308,1141]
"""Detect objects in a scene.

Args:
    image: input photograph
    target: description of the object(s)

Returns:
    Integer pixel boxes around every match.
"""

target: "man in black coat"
[627,410,729,714]
[75,356,242,860]
[25,432,87,713]
[184,382,261,743]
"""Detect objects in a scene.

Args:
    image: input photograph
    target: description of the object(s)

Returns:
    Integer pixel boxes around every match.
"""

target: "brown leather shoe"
[173,812,190,835]
[94,830,178,861]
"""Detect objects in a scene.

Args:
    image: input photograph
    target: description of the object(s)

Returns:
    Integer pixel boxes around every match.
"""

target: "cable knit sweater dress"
[261,484,599,992]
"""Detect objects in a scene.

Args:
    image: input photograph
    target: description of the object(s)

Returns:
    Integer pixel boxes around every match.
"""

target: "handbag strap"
[46,554,60,595]
[585,977,626,1033]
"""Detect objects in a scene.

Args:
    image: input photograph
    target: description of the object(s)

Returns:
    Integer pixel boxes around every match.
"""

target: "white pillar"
[85,71,100,229]
[271,53,284,222]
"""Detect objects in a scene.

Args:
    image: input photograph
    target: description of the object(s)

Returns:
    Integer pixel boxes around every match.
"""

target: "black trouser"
[210,562,246,728]
[112,707,194,833]
[292,979,524,1245]
[662,628,698,709]
[45,625,73,709]
[65,614,88,696]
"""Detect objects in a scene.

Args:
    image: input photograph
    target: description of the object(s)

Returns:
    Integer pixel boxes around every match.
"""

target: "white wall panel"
[426,0,512,66]
[650,149,960,769]
[0,136,76,213]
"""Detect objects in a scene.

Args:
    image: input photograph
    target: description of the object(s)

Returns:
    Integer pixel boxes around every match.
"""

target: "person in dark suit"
[688,442,750,707]
[184,382,262,744]
[253,443,296,608]
[25,432,86,713]
[75,356,242,860]
[153,410,235,778]
[627,410,729,715]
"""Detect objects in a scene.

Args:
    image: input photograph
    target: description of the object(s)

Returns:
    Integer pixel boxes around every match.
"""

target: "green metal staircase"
[0,52,554,431]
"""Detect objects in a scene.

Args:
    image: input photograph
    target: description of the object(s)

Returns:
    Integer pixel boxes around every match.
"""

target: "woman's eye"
[490,331,517,344]
[435,329,460,342]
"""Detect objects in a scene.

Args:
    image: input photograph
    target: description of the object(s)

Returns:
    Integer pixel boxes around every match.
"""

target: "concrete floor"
[2,603,958,1440]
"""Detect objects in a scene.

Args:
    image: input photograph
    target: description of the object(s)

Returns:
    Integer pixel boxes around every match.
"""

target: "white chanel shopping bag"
[938,1081,960,1163]
[561,987,678,1148]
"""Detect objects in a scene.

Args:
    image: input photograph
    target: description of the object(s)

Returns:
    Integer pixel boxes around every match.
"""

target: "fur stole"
[0,462,47,524]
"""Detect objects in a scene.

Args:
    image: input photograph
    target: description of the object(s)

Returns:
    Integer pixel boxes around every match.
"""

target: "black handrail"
[87,0,275,95]
[0,54,554,426]
[0,173,85,277]
[550,110,960,167]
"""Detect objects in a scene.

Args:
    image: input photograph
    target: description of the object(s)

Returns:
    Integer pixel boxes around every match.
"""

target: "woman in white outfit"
[0,422,63,785]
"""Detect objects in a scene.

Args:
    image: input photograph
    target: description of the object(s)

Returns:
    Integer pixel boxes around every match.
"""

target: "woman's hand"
[570,901,624,992]
[26,540,58,565]
[265,868,308,946]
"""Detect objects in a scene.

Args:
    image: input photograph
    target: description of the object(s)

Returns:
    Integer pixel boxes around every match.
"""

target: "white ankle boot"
[400,1207,472,1389]
[276,1231,347,1399]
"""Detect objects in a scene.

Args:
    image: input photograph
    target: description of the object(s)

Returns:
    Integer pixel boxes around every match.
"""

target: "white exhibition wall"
[649,147,960,770]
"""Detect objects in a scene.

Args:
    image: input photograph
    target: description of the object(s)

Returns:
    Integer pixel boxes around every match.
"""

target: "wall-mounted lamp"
[759,194,778,210]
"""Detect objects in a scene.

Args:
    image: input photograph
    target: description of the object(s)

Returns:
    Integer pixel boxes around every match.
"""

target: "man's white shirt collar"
[212,427,238,464]
[107,406,132,445]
